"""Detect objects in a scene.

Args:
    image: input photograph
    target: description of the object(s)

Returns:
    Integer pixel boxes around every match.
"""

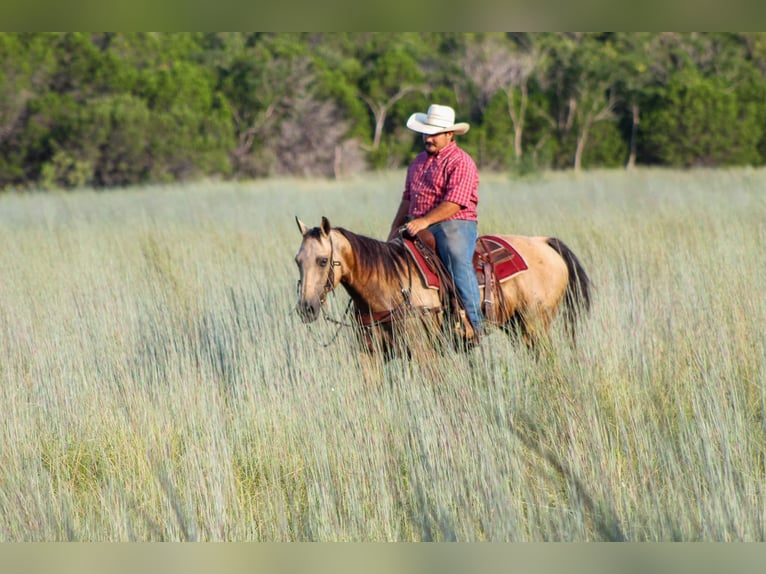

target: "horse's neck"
[333,230,406,312]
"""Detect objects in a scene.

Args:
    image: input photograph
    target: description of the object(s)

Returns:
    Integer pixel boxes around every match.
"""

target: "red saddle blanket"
[403,235,528,290]
[473,235,528,286]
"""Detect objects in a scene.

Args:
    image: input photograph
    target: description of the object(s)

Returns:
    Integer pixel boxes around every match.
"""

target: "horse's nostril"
[298,301,317,321]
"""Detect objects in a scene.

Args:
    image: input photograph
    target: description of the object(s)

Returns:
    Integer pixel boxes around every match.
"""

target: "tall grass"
[0,169,764,540]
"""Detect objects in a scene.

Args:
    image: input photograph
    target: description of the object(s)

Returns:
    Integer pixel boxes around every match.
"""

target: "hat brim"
[406,113,470,136]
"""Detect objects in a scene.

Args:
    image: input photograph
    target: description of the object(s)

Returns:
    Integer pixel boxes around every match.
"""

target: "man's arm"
[404,201,462,236]
[387,199,410,241]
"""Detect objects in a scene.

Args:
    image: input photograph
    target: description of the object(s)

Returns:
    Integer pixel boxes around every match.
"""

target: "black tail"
[546,237,591,339]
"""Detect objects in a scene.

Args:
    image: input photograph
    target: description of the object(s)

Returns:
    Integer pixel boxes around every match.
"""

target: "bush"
[641,71,762,167]
[582,121,626,169]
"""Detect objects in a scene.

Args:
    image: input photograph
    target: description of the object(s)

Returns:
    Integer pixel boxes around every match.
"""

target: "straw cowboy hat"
[406,104,470,135]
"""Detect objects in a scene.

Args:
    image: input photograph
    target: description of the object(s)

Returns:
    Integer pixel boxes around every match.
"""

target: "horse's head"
[294,216,340,323]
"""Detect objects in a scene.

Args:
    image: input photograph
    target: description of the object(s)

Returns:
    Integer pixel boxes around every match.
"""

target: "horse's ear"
[296,216,308,236]
[320,216,331,236]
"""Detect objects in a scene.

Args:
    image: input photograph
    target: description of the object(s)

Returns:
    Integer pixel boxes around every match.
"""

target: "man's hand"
[390,201,461,240]
[404,217,430,236]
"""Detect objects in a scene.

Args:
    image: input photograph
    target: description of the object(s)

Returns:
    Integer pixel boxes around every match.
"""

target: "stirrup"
[453,309,475,340]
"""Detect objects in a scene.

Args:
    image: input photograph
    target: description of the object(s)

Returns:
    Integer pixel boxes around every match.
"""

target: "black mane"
[335,227,410,283]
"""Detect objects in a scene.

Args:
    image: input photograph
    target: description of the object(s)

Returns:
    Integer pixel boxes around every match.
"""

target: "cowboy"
[387,104,482,342]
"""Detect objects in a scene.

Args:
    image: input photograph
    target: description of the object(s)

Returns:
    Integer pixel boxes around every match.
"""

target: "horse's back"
[492,234,567,271]
[490,234,569,311]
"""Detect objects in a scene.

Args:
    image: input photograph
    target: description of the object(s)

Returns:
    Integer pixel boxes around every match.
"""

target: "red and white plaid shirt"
[402,142,479,222]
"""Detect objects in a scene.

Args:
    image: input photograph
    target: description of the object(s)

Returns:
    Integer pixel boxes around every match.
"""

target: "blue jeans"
[430,219,483,334]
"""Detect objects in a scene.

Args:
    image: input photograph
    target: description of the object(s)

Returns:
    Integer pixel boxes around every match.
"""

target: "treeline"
[3,32,766,189]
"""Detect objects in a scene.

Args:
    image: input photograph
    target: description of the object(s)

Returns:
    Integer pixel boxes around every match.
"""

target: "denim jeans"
[430,219,483,334]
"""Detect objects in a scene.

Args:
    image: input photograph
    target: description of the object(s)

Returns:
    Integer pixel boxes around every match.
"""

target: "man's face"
[422,131,453,155]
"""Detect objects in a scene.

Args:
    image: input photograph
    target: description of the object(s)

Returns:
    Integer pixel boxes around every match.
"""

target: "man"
[388,103,482,340]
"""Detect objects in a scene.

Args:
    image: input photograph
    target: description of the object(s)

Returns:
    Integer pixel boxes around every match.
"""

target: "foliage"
[3,32,766,189]
[641,70,762,167]
[581,121,626,168]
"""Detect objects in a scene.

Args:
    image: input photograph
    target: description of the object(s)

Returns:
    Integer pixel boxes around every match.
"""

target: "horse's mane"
[335,227,410,283]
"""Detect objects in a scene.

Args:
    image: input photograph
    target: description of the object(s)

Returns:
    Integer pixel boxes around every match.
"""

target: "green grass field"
[0,168,764,541]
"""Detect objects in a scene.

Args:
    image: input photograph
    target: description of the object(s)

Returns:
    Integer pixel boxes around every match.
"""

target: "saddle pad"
[402,238,440,289]
[403,234,528,290]
[473,235,528,284]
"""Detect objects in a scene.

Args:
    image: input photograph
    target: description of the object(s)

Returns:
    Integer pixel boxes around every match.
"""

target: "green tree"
[349,33,426,168]
[612,33,669,169]
[463,33,542,169]
[6,32,766,188]
[140,58,231,181]
[538,33,620,172]
[215,34,300,176]
[214,33,361,178]
[27,33,232,187]
[358,47,423,152]
[730,33,766,164]
[642,70,761,167]
[0,34,56,186]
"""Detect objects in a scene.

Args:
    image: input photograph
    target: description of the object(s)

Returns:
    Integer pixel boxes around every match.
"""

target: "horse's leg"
[495,285,537,350]
[498,305,553,359]
[500,311,523,342]
[353,324,393,388]
[357,350,386,389]
[520,306,557,359]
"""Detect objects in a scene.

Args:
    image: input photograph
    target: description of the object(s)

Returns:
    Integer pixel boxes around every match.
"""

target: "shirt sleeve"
[441,152,478,208]
[402,155,421,202]
[402,164,413,202]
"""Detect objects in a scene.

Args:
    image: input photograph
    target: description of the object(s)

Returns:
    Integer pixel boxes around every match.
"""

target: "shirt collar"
[428,140,458,159]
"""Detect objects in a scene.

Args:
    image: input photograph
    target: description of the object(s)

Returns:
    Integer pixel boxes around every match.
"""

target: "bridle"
[321,258,342,307]
[316,239,350,328]
[296,232,351,330]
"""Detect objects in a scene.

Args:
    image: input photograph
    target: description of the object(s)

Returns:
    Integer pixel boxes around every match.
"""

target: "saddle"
[473,235,528,323]
[401,230,528,329]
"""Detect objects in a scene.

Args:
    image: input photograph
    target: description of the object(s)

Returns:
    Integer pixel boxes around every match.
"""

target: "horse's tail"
[546,237,591,338]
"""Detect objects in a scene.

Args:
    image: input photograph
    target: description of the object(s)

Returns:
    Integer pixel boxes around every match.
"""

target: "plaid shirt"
[402,142,479,222]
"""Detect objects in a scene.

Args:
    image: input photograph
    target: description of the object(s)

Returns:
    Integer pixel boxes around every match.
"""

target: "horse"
[294,216,590,358]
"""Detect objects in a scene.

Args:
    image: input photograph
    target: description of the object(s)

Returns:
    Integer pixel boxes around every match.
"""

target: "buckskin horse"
[294,216,590,358]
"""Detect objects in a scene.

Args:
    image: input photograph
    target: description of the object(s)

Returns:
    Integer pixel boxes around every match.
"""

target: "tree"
[612,33,667,169]
[357,48,422,150]
[537,33,620,172]
[216,36,296,176]
[463,33,541,165]
[741,32,766,75]
[25,33,231,187]
[0,34,56,186]
[642,70,761,167]
[5,32,766,188]
[214,34,362,178]
[350,34,426,167]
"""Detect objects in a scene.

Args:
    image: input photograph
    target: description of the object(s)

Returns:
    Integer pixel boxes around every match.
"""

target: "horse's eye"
[318,257,329,267]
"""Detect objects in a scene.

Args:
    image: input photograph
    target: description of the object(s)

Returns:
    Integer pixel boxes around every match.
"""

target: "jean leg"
[430,220,483,333]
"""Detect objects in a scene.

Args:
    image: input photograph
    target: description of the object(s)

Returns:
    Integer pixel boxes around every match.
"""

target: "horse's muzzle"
[297,300,320,323]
